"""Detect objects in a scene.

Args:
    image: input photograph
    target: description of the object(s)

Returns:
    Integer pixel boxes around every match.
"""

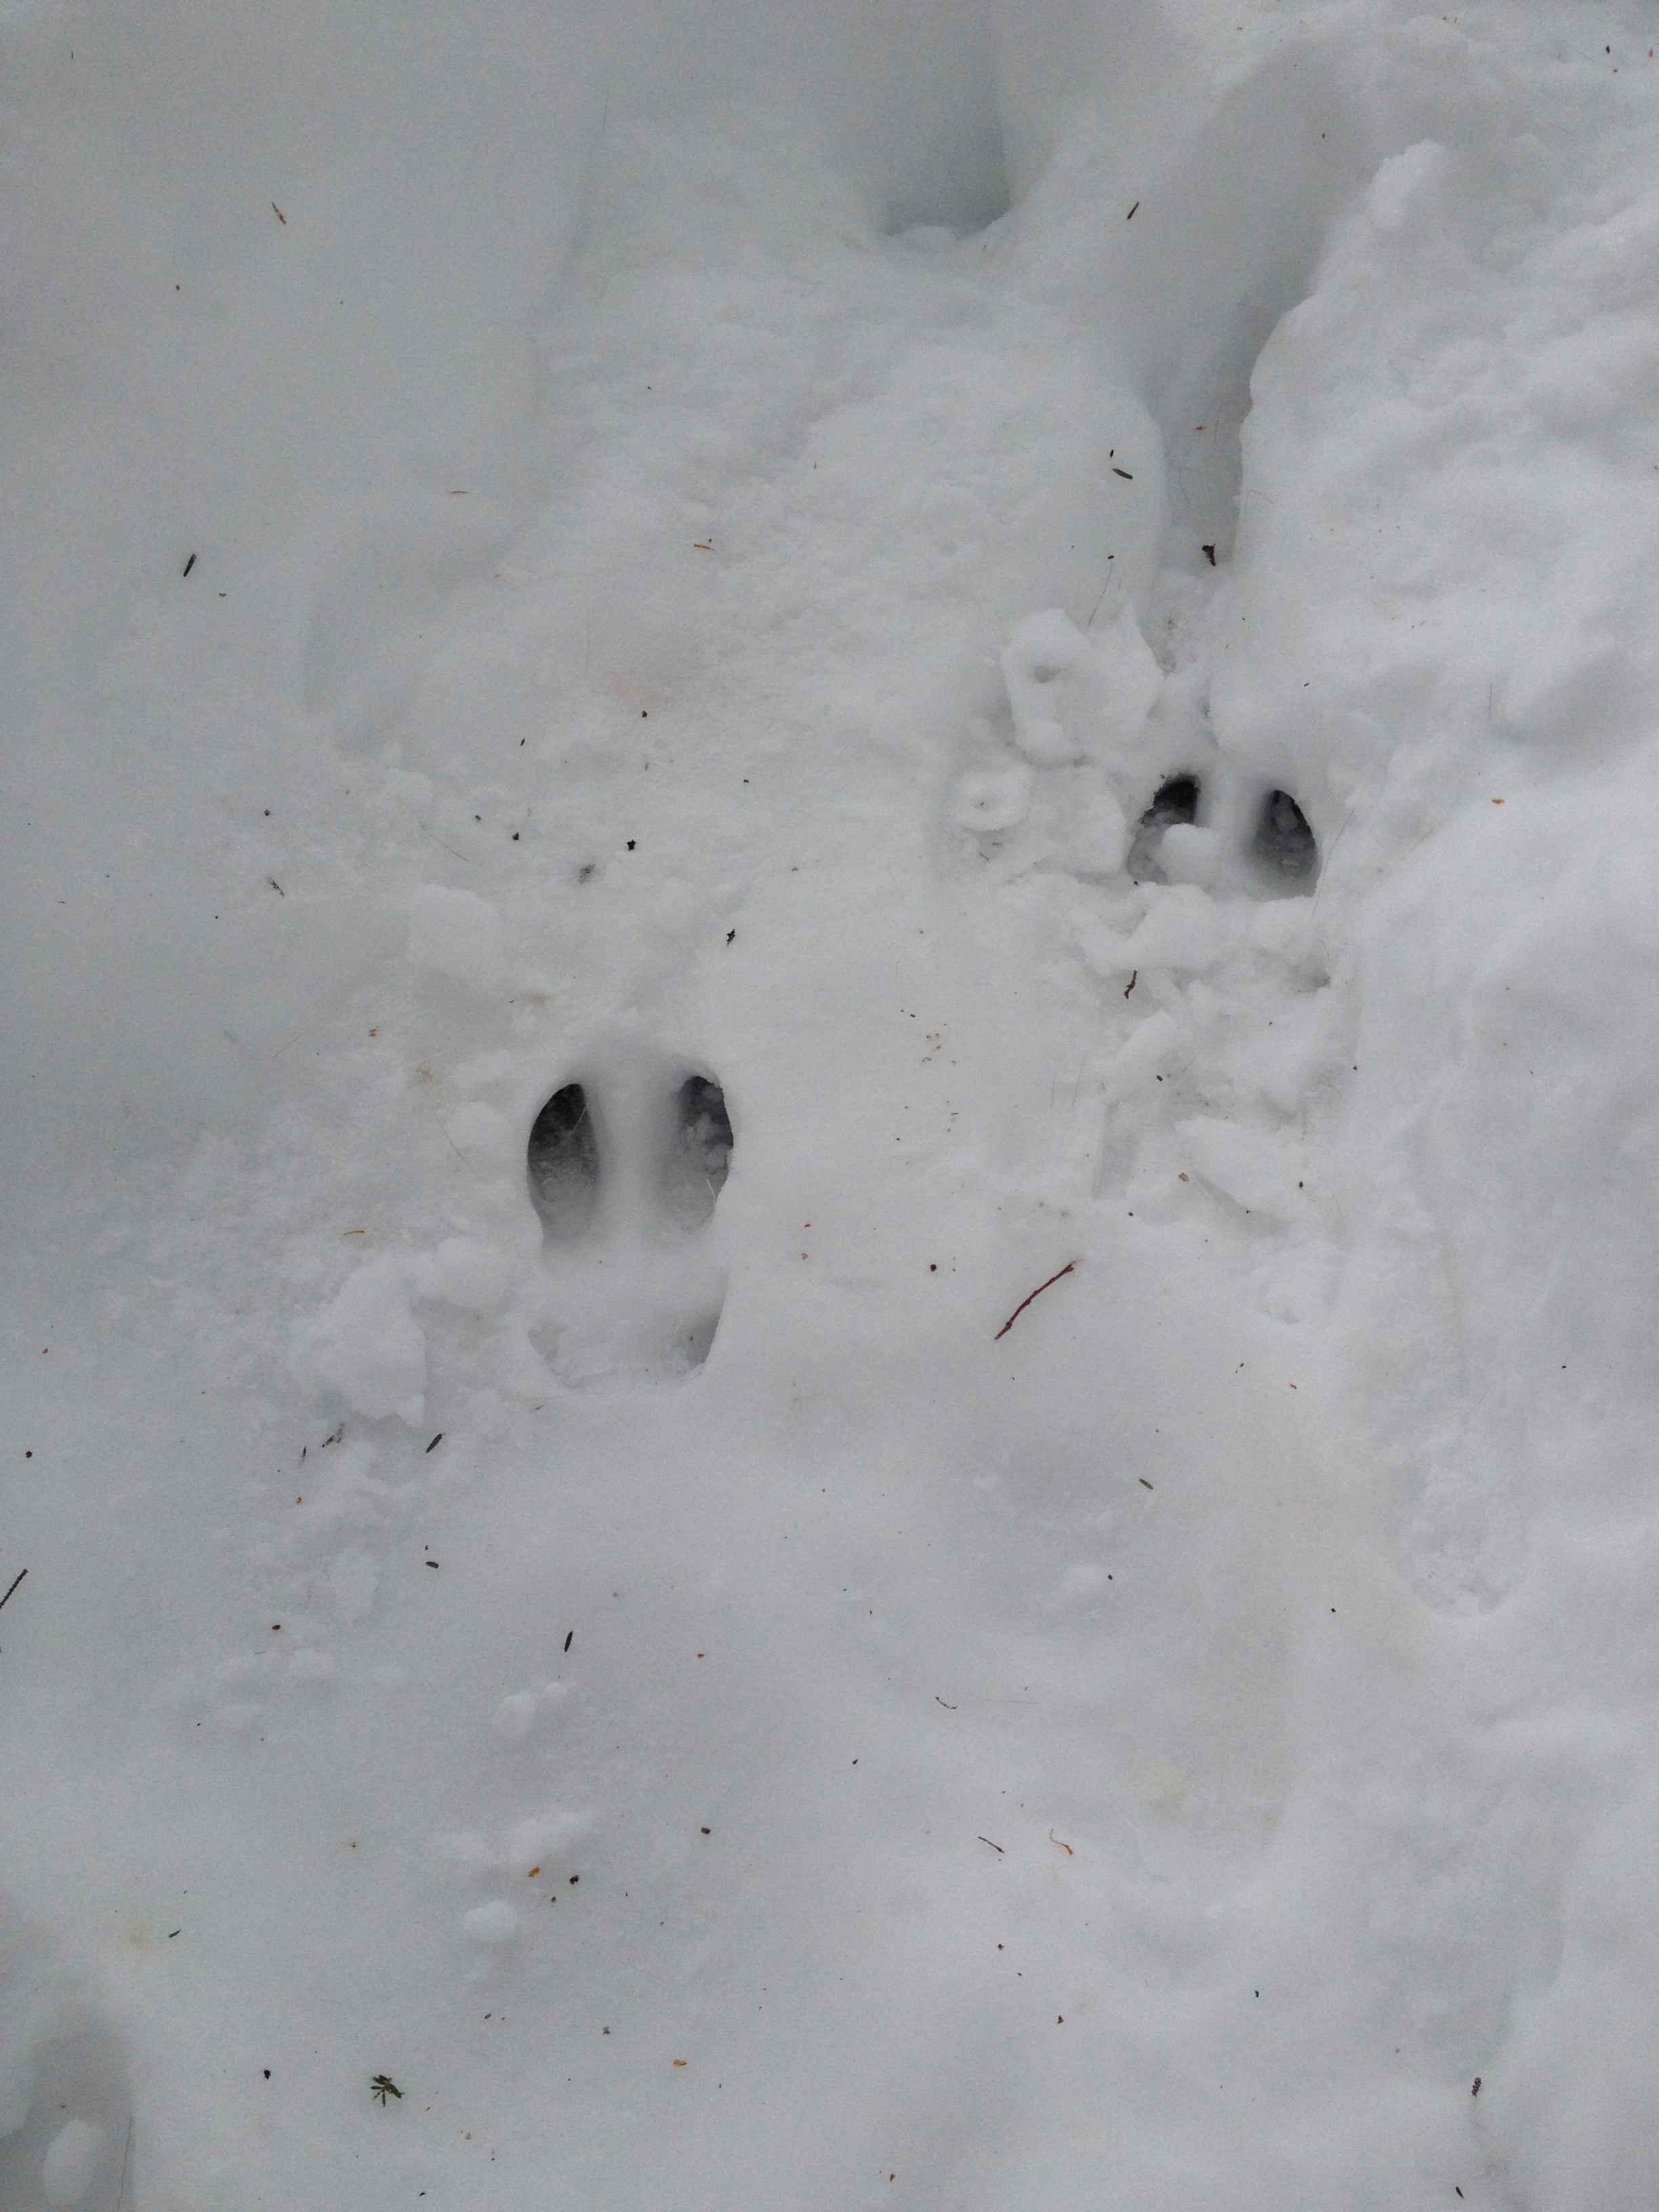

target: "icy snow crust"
[4,1,1659,2204]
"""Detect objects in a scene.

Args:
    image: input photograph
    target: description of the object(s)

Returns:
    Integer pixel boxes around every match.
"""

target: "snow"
[3,0,1659,2205]
[41,2119,105,2208]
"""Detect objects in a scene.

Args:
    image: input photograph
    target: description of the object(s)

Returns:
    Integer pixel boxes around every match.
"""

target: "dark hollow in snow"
[1252,789,1319,886]
[1143,775,1202,831]
[663,1077,734,1231]
[527,1082,600,1239]
[1127,774,1202,880]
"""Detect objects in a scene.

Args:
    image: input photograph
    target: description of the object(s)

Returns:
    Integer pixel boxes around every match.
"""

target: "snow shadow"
[302,485,520,743]
[0,2013,132,2212]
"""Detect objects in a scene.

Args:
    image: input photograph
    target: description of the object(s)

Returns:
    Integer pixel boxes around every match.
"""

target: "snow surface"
[3,1,1659,2205]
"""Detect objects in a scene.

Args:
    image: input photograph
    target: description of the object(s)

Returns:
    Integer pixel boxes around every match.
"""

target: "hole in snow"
[1118,55,1357,562]
[1252,790,1319,887]
[663,1077,733,1231]
[880,117,1010,236]
[1143,775,1201,830]
[527,1083,600,1240]
[865,16,1010,237]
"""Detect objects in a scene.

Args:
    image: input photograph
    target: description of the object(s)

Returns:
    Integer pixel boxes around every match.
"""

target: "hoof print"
[1127,777,1317,895]
[527,1083,600,1240]
[530,1059,733,1384]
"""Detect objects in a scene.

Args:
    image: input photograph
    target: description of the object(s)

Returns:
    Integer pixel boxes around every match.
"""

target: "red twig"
[994,1262,1076,1340]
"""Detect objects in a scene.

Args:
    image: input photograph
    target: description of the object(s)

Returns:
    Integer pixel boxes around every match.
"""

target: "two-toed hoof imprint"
[527,1072,733,1243]
[527,1064,733,1382]
[1130,775,1319,893]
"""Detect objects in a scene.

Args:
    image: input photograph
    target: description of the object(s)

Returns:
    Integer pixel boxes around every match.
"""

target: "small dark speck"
[182,553,196,577]
[425,1433,443,1453]
[626,840,636,851]
[701,1826,711,1835]
[426,1559,440,1569]
[726,930,736,945]
[264,2070,271,2078]
[569,1875,579,1885]
[168,1929,181,1938]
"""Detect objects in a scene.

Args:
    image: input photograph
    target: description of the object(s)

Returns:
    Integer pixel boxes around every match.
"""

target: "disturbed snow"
[4,2,1659,2206]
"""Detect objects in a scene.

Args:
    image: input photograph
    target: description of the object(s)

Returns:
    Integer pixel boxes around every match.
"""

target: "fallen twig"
[994,1263,1075,1340]
[0,1568,26,1613]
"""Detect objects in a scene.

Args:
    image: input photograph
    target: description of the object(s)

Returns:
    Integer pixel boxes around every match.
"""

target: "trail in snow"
[4,4,1659,2207]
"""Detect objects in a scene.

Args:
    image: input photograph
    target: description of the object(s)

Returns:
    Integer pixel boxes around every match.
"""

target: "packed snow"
[4,1,1659,2205]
